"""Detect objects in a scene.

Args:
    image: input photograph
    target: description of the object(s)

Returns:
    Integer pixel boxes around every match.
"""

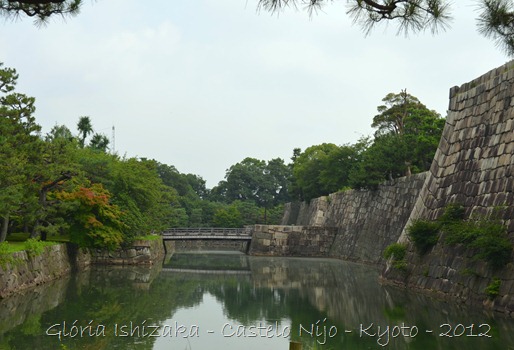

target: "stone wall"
[0,243,90,299]
[382,61,514,316]
[0,238,164,299]
[172,240,248,253]
[91,238,164,265]
[249,225,338,257]
[282,172,427,265]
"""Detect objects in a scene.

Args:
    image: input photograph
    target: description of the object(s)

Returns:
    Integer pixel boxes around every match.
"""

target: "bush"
[470,228,512,270]
[485,277,501,299]
[439,203,465,224]
[407,219,440,254]
[443,220,481,245]
[383,243,407,270]
[442,208,512,270]
[0,242,16,268]
[384,243,406,261]
[24,238,46,258]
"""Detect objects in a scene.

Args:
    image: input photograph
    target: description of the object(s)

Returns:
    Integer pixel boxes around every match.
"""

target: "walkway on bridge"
[161,227,252,241]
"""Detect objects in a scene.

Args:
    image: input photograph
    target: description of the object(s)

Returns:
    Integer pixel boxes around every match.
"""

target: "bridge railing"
[161,227,252,237]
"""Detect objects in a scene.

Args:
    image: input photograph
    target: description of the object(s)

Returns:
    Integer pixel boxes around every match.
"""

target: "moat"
[1,251,514,349]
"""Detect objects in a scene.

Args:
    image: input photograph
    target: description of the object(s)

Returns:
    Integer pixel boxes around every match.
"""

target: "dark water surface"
[1,251,514,349]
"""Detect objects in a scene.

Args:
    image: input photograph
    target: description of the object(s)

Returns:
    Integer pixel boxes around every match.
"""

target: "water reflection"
[0,252,514,349]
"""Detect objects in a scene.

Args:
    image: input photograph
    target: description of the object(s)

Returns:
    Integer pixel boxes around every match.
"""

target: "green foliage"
[133,234,161,241]
[24,238,47,258]
[441,205,512,270]
[0,241,15,268]
[407,219,440,254]
[212,205,243,228]
[211,157,291,207]
[405,203,513,270]
[485,277,501,299]
[0,63,42,242]
[470,225,512,270]
[55,183,126,250]
[349,90,444,190]
[383,243,406,260]
[383,243,407,270]
[291,142,363,201]
[439,203,466,224]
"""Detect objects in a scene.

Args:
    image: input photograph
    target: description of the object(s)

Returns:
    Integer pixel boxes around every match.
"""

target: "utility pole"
[111,125,116,154]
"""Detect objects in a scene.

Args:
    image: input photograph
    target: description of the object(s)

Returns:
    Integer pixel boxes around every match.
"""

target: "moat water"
[1,251,514,349]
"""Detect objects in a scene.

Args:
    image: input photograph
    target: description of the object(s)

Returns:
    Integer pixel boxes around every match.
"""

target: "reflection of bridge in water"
[163,251,252,275]
[160,267,251,275]
[162,228,252,241]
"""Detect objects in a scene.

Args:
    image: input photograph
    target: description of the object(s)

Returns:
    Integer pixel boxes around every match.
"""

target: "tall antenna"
[111,125,116,154]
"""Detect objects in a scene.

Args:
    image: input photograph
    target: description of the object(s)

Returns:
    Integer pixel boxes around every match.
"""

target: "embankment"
[281,61,514,314]
[281,172,427,265]
[0,237,164,299]
[381,61,514,315]
[0,243,90,299]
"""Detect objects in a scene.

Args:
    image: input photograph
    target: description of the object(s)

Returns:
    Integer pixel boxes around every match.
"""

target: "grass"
[133,234,161,241]
[1,232,61,254]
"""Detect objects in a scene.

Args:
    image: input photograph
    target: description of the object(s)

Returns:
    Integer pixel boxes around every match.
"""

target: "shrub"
[0,242,16,268]
[443,209,512,270]
[485,277,501,299]
[470,228,512,270]
[24,238,46,258]
[383,243,407,270]
[384,243,406,261]
[443,220,481,245]
[439,203,465,224]
[407,219,440,254]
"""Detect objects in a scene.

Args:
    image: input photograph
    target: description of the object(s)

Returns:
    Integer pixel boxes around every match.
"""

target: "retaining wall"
[0,243,90,299]
[0,237,164,299]
[282,172,427,264]
[382,61,514,316]
[249,225,338,257]
[91,238,164,265]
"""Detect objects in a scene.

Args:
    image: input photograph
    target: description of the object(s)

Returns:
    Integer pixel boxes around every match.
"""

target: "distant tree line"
[0,62,444,248]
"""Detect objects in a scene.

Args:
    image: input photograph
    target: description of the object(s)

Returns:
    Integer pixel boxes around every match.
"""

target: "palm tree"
[77,116,93,148]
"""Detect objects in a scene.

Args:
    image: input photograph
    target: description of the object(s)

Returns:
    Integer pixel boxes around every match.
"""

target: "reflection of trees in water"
[2,256,514,350]
[1,265,206,350]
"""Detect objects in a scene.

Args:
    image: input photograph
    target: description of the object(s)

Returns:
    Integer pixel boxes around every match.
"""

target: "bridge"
[161,268,251,275]
[161,227,252,241]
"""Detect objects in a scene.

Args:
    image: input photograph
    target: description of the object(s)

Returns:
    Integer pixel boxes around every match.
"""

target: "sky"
[0,1,509,188]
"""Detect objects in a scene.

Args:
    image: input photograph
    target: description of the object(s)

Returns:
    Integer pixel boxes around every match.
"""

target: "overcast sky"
[0,1,508,188]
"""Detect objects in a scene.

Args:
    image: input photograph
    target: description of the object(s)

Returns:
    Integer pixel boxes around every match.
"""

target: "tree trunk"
[0,214,10,243]
[30,219,40,239]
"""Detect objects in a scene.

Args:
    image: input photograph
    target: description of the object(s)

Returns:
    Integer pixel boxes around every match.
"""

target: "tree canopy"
[258,0,514,56]
[4,1,514,55]
[0,0,81,23]
[1,62,446,248]
[348,90,444,189]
